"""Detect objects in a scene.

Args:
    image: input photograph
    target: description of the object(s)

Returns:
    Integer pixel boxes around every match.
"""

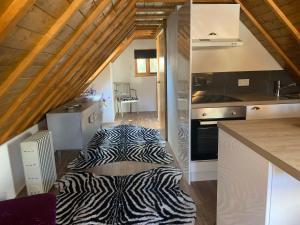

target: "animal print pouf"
[56,167,196,225]
[68,125,173,170]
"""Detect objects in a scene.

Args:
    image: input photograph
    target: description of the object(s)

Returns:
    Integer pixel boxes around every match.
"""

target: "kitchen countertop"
[48,97,102,114]
[218,118,300,182]
[192,93,300,108]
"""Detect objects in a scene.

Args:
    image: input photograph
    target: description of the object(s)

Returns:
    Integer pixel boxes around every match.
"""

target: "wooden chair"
[114,82,139,118]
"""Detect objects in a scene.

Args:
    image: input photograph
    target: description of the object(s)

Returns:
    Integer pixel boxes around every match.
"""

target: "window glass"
[136,58,147,73]
[150,58,158,73]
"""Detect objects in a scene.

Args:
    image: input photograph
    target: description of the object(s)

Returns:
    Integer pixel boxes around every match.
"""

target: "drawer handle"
[251,106,260,111]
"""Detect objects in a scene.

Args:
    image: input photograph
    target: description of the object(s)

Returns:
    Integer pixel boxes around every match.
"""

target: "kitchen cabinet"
[217,126,300,225]
[246,103,300,120]
[191,4,240,40]
[46,100,102,151]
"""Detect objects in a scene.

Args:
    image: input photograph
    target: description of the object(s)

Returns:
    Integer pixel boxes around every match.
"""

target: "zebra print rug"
[56,167,196,225]
[68,124,173,170]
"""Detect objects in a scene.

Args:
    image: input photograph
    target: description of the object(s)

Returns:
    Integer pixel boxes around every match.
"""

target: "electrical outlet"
[238,79,250,87]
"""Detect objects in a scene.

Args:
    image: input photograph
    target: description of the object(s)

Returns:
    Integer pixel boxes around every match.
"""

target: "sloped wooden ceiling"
[194,0,300,80]
[0,0,188,144]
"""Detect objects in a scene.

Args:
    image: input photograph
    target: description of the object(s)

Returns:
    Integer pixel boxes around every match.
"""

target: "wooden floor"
[19,112,217,225]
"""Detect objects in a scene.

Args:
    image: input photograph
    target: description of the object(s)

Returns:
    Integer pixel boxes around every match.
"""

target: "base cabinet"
[46,101,102,151]
[217,129,300,225]
[246,103,300,120]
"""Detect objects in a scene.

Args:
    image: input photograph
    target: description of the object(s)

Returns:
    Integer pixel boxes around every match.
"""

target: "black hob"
[192,94,242,104]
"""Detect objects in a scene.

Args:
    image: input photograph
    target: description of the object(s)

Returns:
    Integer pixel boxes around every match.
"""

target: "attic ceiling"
[0,0,299,144]
[0,0,187,144]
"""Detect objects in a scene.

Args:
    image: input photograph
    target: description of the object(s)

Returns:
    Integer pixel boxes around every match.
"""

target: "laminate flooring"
[18,112,217,225]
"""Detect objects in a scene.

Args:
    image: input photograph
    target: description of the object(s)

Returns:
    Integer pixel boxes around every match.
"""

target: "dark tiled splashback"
[192,70,300,96]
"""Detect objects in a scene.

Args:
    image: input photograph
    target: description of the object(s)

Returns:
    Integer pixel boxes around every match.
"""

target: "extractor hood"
[192,38,243,48]
[191,4,243,48]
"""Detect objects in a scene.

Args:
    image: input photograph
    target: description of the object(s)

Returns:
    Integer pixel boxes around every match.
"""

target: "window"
[134,49,157,77]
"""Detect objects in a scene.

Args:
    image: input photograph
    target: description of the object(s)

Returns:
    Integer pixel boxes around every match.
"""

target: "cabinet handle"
[251,106,260,111]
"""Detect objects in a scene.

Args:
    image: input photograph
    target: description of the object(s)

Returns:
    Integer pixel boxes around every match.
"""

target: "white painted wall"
[192,22,283,73]
[112,39,157,113]
[87,39,157,116]
[86,64,115,123]
[0,124,39,200]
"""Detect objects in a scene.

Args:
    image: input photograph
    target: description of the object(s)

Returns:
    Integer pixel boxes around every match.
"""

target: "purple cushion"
[0,193,56,225]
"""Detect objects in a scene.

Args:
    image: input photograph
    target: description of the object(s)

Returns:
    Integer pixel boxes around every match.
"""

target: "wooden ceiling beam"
[137,0,186,3]
[5,4,137,140]
[62,24,137,103]
[0,0,85,99]
[264,0,300,42]
[136,15,167,20]
[63,23,137,102]
[72,39,134,99]
[40,23,135,118]
[136,7,174,13]
[193,0,234,3]
[135,21,162,25]
[52,15,136,108]
[235,0,300,78]
[0,0,134,143]
[0,0,36,43]
[55,13,137,105]
[0,0,112,126]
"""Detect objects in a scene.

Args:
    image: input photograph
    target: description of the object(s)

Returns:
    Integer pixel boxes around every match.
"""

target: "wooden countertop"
[48,98,102,114]
[219,118,300,182]
[192,94,300,108]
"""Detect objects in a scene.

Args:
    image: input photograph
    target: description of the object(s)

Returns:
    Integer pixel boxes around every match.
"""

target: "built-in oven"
[191,106,246,161]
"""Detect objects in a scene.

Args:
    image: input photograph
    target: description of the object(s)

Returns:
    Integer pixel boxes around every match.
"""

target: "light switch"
[238,79,250,87]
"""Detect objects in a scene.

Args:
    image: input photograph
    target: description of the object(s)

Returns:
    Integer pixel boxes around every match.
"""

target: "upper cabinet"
[191,4,242,47]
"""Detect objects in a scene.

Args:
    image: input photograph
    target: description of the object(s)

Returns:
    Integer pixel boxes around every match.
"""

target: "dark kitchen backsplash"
[192,70,300,96]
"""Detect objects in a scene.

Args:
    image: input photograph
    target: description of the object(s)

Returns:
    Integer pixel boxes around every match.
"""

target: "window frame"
[135,58,157,77]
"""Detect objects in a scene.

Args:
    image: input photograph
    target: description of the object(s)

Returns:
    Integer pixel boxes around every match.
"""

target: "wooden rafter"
[136,7,174,13]
[55,21,137,104]
[137,0,186,3]
[41,22,136,121]
[136,15,167,20]
[264,0,300,42]
[2,2,137,141]
[0,0,36,43]
[61,23,137,104]
[55,13,137,105]
[0,0,111,126]
[0,0,85,99]
[235,0,300,78]
[0,0,187,144]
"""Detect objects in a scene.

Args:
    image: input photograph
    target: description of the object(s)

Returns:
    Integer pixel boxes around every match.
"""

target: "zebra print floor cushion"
[68,124,173,170]
[56,167,196,225]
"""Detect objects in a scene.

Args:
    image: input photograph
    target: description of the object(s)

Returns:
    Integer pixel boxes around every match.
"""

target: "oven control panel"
[192,106,246,120]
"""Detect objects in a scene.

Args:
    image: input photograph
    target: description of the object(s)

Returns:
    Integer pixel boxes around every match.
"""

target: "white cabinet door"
[246,103,300,120]
[268,165,300,225]
[191,4,240,40]
[217,129,270,225]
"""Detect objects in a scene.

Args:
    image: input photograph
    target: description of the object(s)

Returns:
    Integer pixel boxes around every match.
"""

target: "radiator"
[20,131,57,195]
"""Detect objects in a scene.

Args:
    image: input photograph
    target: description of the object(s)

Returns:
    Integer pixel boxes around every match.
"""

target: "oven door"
[191,119,218,161]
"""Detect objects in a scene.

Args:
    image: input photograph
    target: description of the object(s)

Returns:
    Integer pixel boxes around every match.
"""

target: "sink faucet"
[274,80,297,97]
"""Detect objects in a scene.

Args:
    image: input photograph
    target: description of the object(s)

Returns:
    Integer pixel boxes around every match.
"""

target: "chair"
[114,82,139,118]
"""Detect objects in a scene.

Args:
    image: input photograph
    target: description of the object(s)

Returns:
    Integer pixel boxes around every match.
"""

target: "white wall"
[112,39,157,113]
[0,124,39,200]
[87,39,157,116]
[192,22,282,73]
[87,64,115,123]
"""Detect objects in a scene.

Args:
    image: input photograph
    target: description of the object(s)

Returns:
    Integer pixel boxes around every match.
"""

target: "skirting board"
[190,160,218,181]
